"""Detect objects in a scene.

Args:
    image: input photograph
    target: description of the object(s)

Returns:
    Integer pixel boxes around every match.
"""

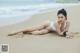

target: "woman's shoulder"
[66,20,70,23]
[66,20,70,25]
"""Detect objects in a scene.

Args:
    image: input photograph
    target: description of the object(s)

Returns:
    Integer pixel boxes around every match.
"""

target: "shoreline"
[0,3,80,27]
[0,4,80,53]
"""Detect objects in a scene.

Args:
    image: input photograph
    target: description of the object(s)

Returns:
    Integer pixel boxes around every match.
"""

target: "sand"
[0,5,80,53]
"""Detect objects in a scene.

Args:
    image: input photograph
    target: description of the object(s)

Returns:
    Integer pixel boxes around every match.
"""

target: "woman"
[8,9,73,38]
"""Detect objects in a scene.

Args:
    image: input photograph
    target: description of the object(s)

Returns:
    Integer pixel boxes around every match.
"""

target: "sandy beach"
[0,5,80,53]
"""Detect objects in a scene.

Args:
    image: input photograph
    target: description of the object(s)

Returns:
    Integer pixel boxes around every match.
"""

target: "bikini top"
[50,21,67,31]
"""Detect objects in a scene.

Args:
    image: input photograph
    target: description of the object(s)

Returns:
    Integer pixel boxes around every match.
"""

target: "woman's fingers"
[66,32,75,39]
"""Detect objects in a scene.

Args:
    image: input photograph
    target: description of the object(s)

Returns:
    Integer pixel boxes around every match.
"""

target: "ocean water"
[0,0,80,27]
[0,3,59,27]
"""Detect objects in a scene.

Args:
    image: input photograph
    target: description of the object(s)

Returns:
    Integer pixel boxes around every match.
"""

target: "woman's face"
[57,14,66,23]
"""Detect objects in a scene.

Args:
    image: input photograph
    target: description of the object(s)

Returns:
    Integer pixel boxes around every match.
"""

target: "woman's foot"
[8,30,31,36]
[8,33,18,36]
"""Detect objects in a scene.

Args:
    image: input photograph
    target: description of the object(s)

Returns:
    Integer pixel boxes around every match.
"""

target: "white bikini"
[49,21,67,32]
[49,21,56,31]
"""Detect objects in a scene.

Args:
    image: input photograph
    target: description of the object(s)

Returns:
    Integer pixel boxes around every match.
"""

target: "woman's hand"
[66,32,74,38]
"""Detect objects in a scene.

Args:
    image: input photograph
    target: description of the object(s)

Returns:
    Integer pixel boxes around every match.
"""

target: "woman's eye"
[59,17,63,18]
[60,16,63,18]
[60,17,63,18]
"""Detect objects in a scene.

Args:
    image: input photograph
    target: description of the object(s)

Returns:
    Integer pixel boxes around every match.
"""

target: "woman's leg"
[31,26,51,35]
[31,29,49,35]
[8,21,50,36]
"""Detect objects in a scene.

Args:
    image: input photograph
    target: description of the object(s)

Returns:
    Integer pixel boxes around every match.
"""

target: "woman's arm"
[62,21,70,37]
[64,21,70,32]
[56,23,63,35]
[56,21,70,36]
